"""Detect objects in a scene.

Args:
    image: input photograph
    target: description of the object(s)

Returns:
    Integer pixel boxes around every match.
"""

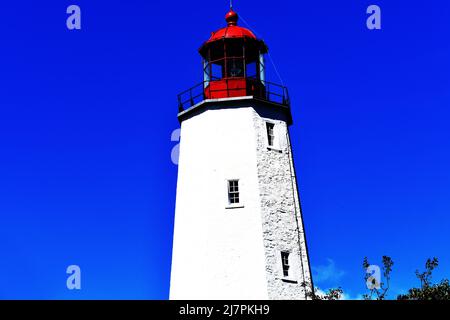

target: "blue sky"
[0,0,449,299]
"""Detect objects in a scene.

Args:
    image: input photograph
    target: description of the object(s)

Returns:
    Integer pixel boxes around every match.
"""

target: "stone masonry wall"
[251,108,312,300]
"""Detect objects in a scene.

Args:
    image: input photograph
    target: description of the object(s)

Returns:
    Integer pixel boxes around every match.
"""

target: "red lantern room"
[200,8,267,100]
[178,8,290,117]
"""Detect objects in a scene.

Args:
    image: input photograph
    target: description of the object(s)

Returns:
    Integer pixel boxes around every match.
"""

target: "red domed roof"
[206,9,257,43]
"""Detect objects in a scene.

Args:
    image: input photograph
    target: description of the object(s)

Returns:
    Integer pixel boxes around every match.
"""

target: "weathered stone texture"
[252,109,312,299]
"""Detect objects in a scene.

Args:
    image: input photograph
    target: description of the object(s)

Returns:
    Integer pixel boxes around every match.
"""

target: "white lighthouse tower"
[170,8,312,300]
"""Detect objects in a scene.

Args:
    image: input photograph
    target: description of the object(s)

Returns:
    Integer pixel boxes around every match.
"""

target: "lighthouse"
[170,7,312,300]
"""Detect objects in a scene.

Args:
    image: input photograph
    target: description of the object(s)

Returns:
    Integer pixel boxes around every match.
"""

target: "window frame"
[281,251,290,277]
[228,180,240,205]
[225,179,244,209]
[266,122,275,147]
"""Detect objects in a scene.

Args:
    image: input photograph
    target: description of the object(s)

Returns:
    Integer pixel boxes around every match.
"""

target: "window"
[246,61,257,79]
[203,59,210,87]
[227,58,244,78]
[227,180,240,204]
[281,251,290,277]
[211,63,223,80]
[259,53,266,83]
[266,122,275,147]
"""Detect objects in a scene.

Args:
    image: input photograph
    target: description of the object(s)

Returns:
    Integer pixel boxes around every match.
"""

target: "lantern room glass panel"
[203,59,210,88]
[259,53,266,83]
[210,61,224,80]
[226,58,245,78]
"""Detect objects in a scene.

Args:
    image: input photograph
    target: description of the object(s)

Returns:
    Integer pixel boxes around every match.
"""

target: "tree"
[397,258,450,300]
[362,256,393,300]
[317,288,344,300]
[302,281,343,300]
[306,256,450,300]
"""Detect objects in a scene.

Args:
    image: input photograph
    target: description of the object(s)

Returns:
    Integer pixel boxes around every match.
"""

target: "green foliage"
[302,282,343,300]
[397,258,450,300]
[307,256,449,300]
[318,288,344,300]
[362,256,393,300]
[416,257,438,288]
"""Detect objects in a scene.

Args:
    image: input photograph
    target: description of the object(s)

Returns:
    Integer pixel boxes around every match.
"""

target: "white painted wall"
[170,106,269,300]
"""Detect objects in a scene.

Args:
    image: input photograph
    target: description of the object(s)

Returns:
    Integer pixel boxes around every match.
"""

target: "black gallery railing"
[177,79,290,112]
